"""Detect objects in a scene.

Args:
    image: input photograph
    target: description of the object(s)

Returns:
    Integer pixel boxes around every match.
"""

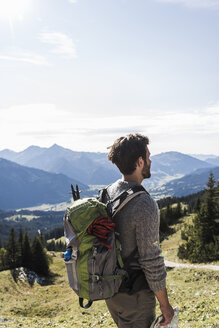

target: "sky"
[0,0,219,155]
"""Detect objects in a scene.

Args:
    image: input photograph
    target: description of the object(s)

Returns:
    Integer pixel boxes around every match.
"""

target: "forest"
[0,173,218,276]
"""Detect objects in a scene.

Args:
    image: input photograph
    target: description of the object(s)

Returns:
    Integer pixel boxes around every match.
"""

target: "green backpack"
[63,185,146,308]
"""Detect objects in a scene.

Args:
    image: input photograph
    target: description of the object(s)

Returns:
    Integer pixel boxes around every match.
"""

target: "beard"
[141,161,151,179]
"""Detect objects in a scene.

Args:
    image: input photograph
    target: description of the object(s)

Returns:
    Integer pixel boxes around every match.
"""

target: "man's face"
[141,147,151,179]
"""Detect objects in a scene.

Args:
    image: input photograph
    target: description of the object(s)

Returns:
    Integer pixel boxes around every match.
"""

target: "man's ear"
[136,156,144,168]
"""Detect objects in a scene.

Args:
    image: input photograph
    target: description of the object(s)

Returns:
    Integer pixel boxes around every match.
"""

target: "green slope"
[0,253,218,327]
[0,254,115,328]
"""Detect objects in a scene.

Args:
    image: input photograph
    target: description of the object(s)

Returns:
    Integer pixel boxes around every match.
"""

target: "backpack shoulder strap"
[112,185,148,217]
[97,182,113,203]
[97,188,108,203]
[102,185,148,218]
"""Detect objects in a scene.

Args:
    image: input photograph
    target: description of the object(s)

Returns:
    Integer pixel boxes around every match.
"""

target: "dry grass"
[0,223,219,328]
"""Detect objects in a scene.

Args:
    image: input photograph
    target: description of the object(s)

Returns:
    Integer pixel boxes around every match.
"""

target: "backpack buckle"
[92,274,100,281]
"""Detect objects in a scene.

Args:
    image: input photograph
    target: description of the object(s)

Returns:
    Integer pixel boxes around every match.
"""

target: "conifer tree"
[39,232,46,248]
[159,209,169,234]
[0,248,7,271]
[194,198,201,213]
[48,239,59,251]
[31,236,49,276]
[22,231,32,269]
[18,228,24,267]
[215,182,219,203]
[176,201,182,218]
[6,228,20,269]
[204,172,218,239]
[18,228,23,246]
[166,201,173,224]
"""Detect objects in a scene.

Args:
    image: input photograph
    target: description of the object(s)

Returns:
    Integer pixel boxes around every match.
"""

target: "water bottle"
[64,248,72,261]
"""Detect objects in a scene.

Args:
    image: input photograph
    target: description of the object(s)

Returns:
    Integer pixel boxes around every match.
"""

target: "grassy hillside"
[0,255,115,328]
[161,213,219,265]
[161,213,195,263]
[0,253,218,328]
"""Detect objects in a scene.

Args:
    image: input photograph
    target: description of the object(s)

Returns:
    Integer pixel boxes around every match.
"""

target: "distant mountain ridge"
[204,157,219,166]
[0,145,215,188]
[150,166,219,199]
[0,158,89,210]
[190,154,219,161]
[146,151,214,189]
[0,144,120,185]
[190,153,219,167]
[151,151,213,175]
[0,145,218,209]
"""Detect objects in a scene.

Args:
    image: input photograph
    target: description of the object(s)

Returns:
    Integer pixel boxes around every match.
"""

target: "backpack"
[63,185,146,308]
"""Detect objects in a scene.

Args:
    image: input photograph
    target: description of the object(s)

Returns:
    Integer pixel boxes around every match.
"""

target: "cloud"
[68,0,77,3]
[155,0,219,8]
[204,102,219,114]
[0,103,219,154]
[39,32,77,59]
[0,50,49,66]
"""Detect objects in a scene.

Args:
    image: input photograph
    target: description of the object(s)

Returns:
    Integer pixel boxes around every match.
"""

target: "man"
[105,133,174,328]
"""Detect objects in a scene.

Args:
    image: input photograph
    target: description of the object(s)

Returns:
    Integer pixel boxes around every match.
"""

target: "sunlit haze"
[0,0,30,20]
[0,0,219,155]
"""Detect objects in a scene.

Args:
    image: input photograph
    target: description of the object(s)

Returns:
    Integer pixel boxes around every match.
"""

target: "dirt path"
[165,260,219,271]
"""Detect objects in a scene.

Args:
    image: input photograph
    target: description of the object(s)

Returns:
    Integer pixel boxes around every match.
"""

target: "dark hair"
[107,133,149,175]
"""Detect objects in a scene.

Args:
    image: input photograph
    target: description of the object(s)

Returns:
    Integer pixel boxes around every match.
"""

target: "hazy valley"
[0,144,219,211]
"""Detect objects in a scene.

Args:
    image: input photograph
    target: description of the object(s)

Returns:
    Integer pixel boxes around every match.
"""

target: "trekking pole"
[70,184,81,201]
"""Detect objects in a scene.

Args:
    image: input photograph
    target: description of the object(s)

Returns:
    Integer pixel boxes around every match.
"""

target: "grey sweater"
[106,179,166,293]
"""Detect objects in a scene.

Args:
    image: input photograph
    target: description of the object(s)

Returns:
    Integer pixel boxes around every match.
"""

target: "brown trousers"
[105,289,156,328]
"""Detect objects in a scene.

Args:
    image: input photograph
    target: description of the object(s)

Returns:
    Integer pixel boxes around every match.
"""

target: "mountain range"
[0,144,216,186]
[0,158,89,210]
[146,151,215,189]
[0,144,218,209]
[149,166,219,198]
[0,144,119,185]
[190,154,219,165]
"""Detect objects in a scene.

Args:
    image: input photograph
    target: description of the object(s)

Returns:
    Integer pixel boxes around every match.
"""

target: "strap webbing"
[106,185,148,217]
[100,274,125,280]
[79,298,93,309]
[111,185,147,204]
[112,190,146,217]
[116,238,124,268]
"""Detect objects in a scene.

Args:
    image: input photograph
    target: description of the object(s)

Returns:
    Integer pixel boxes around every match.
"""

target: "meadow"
[0,254,218,327]
[0,214,218,328]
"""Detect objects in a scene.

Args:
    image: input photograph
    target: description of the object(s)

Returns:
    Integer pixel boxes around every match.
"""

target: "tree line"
[0,228,51,275]
[1,173,218,268]
[157,190,205,214]
[0,210,64,244]
[159,200,186,239]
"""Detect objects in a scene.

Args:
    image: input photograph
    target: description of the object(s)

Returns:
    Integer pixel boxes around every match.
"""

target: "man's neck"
[122,173,143,185]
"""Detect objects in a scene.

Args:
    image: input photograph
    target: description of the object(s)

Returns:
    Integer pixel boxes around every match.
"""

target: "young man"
[105,134,174,328]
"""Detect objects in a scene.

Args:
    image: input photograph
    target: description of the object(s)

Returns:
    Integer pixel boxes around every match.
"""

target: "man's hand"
[154,288,174,326]
[159,303,174,326]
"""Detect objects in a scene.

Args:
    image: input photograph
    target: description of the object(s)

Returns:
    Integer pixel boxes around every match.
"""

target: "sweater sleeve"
[135,194,166,292]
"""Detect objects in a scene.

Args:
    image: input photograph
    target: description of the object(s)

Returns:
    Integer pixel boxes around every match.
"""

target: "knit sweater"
[106,179,166,293]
